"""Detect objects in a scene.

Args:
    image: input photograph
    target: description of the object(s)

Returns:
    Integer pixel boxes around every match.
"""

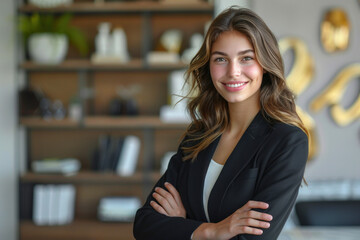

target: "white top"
[203,159,224,222]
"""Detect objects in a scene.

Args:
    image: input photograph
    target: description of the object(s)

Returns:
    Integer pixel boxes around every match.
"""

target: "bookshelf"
[17,0,213,239]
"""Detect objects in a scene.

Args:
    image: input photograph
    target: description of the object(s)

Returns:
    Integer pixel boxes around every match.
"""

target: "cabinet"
[17,0,213,239]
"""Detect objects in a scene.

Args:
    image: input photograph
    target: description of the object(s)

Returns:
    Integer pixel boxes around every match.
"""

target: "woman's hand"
[150,182,186,218]
[192,200,272,240]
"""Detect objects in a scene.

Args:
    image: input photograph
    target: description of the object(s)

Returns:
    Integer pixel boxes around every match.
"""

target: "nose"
[228,61,241,78]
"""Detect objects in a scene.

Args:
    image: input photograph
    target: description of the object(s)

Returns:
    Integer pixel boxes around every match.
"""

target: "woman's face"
[210,30,264,106]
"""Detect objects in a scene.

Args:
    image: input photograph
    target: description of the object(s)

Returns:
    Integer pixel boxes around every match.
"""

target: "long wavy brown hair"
[181,7,309,161]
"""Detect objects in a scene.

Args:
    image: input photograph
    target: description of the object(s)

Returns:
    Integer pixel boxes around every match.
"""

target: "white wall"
[252,0,360,180]
[0,0,17,239]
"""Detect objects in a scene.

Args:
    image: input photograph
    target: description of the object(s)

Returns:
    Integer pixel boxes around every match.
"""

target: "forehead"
[211,30,254,52]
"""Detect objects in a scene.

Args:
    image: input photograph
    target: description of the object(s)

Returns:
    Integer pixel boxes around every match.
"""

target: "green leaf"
[18,13,89,56]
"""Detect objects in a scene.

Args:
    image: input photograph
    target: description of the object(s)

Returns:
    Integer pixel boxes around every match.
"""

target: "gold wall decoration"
[279,37,318,161]
[321,8,350,53]
[310,64,360,126]
[279,38,314,95]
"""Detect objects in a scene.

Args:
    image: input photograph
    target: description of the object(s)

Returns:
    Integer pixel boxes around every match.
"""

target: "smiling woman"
[133,7,309,240]
[209,31,264,106]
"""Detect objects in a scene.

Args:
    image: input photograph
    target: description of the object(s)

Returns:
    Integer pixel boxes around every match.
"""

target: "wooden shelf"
[84,116,188,129]
[20,219,133,240]
[20,117,79,128]
[18,1,214,14]
[20,116,189,129]
[20,59,189,72]
[20,171,145,184]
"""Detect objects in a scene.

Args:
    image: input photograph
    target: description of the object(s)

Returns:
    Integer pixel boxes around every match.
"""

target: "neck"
[227,101,260,135]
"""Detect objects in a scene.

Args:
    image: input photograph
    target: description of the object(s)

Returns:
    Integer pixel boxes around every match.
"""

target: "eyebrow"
[211,49,254,56]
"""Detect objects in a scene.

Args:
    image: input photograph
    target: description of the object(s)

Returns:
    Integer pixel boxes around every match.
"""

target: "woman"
[133,7,308,240]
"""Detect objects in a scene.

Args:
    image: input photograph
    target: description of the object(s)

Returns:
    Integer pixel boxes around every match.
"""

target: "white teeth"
[226,82,245,88]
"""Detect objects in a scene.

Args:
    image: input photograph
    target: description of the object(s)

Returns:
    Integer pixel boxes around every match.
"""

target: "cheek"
[210,64,224,82]
[244,64,263,80]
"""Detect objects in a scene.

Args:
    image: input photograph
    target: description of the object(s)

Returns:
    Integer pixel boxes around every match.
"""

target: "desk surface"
[279,227,360,240]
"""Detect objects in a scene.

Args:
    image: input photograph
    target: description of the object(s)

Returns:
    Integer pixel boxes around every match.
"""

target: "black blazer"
[133,112,308,240]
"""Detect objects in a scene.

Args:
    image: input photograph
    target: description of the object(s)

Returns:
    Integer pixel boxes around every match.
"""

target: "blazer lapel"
[187,136,220,222]
[207,112,272,222]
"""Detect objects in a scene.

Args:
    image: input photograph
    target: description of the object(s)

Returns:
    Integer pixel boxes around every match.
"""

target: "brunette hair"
[182,7,308,161]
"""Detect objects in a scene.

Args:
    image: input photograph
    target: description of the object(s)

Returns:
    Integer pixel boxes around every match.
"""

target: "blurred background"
[0,0,359,239]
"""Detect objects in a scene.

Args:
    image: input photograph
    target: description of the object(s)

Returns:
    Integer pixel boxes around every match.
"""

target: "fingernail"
[164,182,169,185]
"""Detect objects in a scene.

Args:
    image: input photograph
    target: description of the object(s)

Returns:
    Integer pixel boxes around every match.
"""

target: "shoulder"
[261,120,308,156]
[270,121,307,142]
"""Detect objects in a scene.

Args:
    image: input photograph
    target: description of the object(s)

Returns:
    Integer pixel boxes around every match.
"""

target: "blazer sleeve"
[133,150,203,240]
[239,128,308,240]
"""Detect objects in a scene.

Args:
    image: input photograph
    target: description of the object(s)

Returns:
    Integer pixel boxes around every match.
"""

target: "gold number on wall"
[310,64,360,126]
[321,8,350,53]
[279,37,318,160]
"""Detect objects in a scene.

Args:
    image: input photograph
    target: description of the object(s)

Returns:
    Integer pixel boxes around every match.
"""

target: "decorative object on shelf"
[39,97,66,120]
[181,33,203,64]
[160,69,191,123]
[18,13,89,64]
[147,29,183,64]
[321,8,350,53]
[32,158,81,175]
[310,63,360,126]
[109,84,140,116]
[98,196,141,222]
[19,87,41,116]
[29,0,73,8]
[68,95,82,121]
[52,100,66,120]
[33,184,76,225]
[91,22,130,64]
[28,33,68,64]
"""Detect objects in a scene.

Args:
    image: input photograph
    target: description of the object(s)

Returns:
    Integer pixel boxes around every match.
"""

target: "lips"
[225,82,246,88]
[223,81,248,91]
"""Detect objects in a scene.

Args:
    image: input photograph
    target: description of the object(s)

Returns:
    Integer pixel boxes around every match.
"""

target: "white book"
[116,135,141,176]
[58,185,76,225]
[48,185,59,225]
[33,185,48,225]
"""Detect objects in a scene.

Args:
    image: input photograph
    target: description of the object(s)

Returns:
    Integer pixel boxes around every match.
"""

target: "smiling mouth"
[225,82,247,88]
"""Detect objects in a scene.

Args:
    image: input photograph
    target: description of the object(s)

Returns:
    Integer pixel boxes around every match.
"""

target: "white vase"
[28,33,68,64]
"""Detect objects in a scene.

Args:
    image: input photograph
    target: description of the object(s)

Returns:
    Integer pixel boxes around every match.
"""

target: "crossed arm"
[151,182,272,240]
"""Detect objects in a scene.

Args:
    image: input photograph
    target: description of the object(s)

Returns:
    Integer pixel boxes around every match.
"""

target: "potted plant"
[18,13,89,64]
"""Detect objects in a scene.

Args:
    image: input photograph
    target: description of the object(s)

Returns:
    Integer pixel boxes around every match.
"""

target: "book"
[48,185,58,225]
[97,135,112,171]
[32,184,76,225]
[33,185,47,225]
[59,184,76,224]
[110,136,125,171]
[116,135,141,176]
[19,183,33,220]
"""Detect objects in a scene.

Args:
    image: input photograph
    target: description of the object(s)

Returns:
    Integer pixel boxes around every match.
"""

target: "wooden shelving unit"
[17,1,213,239]
[20,220,133,240]
[20,116,188,129]
[18,1,213,13]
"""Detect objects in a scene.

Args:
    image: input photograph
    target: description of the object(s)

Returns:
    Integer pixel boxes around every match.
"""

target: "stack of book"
[92,135,141,176]
[33,184,76,225]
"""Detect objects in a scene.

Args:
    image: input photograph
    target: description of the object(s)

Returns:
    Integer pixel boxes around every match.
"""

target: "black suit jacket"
[133,112,308,239]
